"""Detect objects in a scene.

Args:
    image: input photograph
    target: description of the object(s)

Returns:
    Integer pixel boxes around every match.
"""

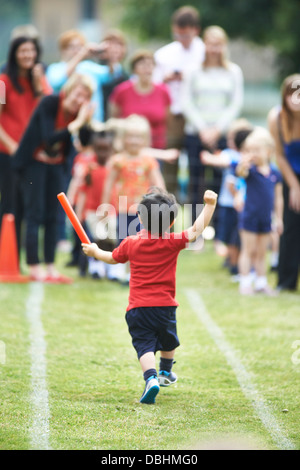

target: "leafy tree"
[120,0,300,79]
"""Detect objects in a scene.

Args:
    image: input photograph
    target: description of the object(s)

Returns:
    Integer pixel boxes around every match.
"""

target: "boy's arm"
[108,101,121,118]
[81,243,118,264]
[186,190,218,242]
[236,155,251,178]
[200,150,230,168]
[226,174,238,196]
[149,166,166,190]
[140,147,179,162]
[101,164,118,206]
[0,102,18,155]
[74,190,86,222]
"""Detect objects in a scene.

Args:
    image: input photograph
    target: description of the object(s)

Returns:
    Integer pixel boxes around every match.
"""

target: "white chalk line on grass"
[184,288,295,451]
[26,282,51,450]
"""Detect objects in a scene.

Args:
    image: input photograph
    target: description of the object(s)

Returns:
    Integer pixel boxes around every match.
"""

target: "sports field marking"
[184,288,295,450]
[25,282,51,450]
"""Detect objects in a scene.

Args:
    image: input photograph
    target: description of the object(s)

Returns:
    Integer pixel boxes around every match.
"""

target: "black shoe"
[65,260,78,267]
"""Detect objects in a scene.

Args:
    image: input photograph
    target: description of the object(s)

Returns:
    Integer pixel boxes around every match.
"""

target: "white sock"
[96,261,106,277]
[254,276,267,290]
[239,274,253,289]
[106,262,126,280]
[88,259,105,277]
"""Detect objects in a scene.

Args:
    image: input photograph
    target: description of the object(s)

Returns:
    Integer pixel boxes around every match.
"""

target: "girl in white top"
[182,25,244,148]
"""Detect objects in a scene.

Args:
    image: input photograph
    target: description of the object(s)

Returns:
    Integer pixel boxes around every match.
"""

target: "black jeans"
[0,152,14,225]
[23,160,64,265]
[278,178,300,290]
[0,152,24,252]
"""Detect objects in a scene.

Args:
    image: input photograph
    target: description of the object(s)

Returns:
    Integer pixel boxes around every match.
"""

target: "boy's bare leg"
[238,230,257,294]
[139,352,156,373]
[238,230,257,276]
[160,350,175,360]
[254,233,274,292]
[254,233,270,277]
[139,352,159,404]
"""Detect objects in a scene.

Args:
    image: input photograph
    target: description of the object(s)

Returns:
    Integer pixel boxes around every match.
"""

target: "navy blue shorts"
[217,206,240,246]
[239,212,271,234]
[125,306,180,359]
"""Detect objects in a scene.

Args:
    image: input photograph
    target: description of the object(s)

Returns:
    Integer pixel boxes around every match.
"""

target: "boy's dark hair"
[79,127,115,147]
[234,129,253,150]
[171,6,200,29]
[78,125,93,147]
[91,129,115,142]
[137,187,178,236]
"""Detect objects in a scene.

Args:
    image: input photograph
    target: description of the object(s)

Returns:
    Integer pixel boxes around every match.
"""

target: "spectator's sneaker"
[254,285,278,297]
[239,285,254,296]
[44,274,73,284]
[139,376,160,404]
[158,370,178,387]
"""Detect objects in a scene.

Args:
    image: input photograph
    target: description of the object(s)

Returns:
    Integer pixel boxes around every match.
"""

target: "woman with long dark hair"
[268,74,300,291]
[0,35,51,247]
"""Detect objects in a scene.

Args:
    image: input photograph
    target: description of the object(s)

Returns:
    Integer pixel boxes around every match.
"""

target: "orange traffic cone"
[0,214,29,283]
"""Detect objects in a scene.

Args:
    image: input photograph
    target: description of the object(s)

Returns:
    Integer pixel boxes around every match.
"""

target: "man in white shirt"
[153,6,205,198]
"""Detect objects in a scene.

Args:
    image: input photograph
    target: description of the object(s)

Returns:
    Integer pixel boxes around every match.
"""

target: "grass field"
[0,240,299,450]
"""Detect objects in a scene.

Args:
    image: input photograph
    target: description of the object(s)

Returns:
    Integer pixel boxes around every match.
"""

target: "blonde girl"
[236,127,283,295]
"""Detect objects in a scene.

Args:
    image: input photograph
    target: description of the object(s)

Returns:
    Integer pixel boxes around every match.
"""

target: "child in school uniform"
[66,125,99,267]
[82,187,218,404]
[236,127,283,295]
[200,119,253,273]
[75,129,118,278]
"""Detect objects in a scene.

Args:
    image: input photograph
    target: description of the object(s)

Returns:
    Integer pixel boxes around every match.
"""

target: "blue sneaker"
[158,370,178,387]
[139,376,160,404]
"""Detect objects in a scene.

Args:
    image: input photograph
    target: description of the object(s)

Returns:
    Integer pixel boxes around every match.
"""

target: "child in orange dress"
[101,114,178,281]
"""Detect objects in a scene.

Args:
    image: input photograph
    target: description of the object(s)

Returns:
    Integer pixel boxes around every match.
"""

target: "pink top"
[109,79,171,149]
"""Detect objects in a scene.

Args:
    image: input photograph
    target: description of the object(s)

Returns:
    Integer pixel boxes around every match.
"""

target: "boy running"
[82,187,217,404]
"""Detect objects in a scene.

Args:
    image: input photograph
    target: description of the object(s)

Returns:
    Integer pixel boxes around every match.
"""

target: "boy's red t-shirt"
[112,229,189,311]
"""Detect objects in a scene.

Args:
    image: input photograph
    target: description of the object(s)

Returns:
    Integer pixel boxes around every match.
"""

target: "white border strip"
[26,282,51,450]
[185,288,295,450]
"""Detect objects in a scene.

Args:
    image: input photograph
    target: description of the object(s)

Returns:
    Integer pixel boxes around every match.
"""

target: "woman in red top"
[108,49,171,150]
[0,35,51,247]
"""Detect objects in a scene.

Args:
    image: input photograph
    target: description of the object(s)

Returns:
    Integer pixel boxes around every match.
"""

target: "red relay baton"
[57,192,91,244]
